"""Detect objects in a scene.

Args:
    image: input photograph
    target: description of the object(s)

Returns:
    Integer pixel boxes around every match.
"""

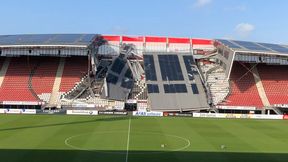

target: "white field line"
[125,118,131,162]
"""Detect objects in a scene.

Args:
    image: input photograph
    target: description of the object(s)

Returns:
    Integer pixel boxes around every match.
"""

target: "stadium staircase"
[30,57,59,107]
[28,61,41,101]
[47,57,65,107]
[271,107,283,114]
[250,65,270,107]
[0,57,11,87]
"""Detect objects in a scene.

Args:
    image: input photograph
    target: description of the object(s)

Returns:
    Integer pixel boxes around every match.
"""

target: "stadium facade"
[0,34,288,115]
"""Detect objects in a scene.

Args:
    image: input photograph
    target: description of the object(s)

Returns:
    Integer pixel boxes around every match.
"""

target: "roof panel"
[0,34,96,46]
[217,39,288,55]
[258,43,288,53]
[232,40,272,52]
[216,39,243,49]
[82,34,97,42]
[147,84,159,93]
[191,84,199,94]
[183,55,195,80]
[163,84,187,93]
[106,73,118,84]
[158,55,184,81]
[111,58,126,74]
[143,55,157,81]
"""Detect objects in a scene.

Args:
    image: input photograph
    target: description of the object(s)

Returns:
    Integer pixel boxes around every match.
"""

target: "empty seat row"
[257,64,288,105]
[220,62,263,108]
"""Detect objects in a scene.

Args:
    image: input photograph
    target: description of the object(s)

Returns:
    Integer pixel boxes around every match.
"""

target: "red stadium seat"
[220,62,263,108]
[257,64,288,105]
[0,56,88,103]
[32,57,59,95]
[0,57,39,101]
[59,57,88,92]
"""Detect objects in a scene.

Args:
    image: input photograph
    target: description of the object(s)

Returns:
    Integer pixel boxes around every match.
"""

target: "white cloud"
[235,23,255,38]
[193,0,212,8]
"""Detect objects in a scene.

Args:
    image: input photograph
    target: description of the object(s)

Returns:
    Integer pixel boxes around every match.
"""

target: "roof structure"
[0,34,96,46]
[143,52,209,111]
[216,39,288,55]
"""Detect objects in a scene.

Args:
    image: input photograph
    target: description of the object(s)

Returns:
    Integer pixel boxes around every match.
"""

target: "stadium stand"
[6,34,288,114]
[59,56,88,92]
[0,55,88,105]
[32,57,59,97]
[0,57,39,102]
[0,57,9,88]
[221,62,263,107]
[257,64,288,105]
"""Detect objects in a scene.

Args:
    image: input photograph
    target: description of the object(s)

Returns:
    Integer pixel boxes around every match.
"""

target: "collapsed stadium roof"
[3,34,288,111]
[143,52,209,111]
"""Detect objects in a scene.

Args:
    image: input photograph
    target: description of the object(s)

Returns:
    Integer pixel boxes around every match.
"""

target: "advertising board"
[66,110,98,115]
[133,111,163,117]
[98,111,128,115]
[193,113,283,120]
[0,109,36,114]
[163,112,193,117]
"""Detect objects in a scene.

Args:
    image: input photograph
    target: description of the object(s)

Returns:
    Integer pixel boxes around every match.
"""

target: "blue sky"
[0,0,287,43]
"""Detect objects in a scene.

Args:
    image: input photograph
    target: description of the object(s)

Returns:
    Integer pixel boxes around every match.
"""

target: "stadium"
[0,34,288,162]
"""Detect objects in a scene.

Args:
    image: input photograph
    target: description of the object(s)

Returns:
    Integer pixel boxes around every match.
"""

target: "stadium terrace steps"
[257,64,288,105]
[32,58,59,93]
[61,74,89,100]
[29,61,42,101]
[220,62,263,108]
[251,65,270,107]
[59,57,88,92]
[0,57,39,101]
[0,56,89,104]
[48,57,65,106]
[0,57,10,87]
[31,57,59,104]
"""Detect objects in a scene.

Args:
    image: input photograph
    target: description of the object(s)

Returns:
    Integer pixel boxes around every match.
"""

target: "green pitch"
[0,115,288,162]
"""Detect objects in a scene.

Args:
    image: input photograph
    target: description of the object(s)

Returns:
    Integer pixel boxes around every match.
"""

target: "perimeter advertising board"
[193,113,283,120]
[133,111,163,117]
[0,109,36,114]
[66,110,98,115]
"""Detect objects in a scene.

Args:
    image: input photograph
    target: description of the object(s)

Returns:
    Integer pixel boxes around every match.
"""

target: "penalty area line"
[125,117,131,162]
